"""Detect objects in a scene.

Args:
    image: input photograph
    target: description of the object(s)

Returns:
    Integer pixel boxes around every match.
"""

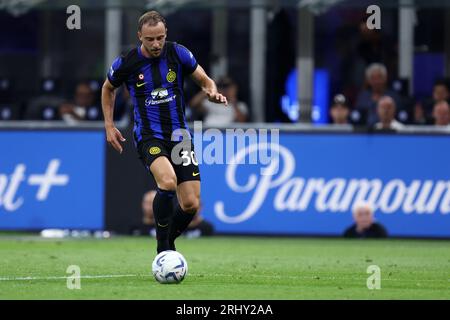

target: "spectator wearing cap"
[355,63,402,127]
[189,76,248,126]
[374,96,404,131]
[432,101,450,127]
[329,94,350,125]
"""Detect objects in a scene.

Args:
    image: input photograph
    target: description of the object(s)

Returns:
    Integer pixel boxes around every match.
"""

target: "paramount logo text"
[214,143,450,223]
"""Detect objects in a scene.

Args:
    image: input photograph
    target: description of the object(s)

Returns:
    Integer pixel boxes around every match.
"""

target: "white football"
[152,250,188,284]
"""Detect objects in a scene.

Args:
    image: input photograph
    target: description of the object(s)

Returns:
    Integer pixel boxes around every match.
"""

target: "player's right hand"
[105,126,126,154]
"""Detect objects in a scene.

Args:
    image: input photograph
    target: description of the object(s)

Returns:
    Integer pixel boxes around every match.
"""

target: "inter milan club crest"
[138,74,144,80]
[166,69,176,83]
[149,146,161,155]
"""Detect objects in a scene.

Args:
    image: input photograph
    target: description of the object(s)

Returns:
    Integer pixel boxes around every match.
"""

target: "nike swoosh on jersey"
[192,172,200,177]
[136,82,147,87]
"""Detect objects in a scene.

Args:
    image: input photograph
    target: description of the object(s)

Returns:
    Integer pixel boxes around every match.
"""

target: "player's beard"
[149,44,164,57]
[151,50,161,57]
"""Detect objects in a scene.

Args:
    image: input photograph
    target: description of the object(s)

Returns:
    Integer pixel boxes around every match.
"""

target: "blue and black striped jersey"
[107,41,198,143]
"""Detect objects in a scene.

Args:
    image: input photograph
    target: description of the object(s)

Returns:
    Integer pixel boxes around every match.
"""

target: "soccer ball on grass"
[151,250,188,284]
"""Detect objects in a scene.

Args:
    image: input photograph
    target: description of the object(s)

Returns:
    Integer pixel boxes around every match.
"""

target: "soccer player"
[101,11,227,253]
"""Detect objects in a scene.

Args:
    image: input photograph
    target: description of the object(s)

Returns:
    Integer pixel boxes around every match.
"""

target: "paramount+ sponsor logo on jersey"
[214,143,450,224]
[145,88,176,106]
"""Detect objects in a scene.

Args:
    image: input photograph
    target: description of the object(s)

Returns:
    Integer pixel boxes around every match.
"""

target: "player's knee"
[180,196,200,214]
[157,174,177,191]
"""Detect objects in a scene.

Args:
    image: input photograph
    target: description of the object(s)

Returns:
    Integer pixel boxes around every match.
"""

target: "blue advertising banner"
[198,132,450,238]
[0,131,104,230]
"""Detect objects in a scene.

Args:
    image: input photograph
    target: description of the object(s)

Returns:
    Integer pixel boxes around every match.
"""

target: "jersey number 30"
[181,150,198,166]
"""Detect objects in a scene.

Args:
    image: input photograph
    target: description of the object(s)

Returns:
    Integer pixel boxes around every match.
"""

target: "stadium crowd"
[328,64,450,130]
[1,69,448,130]
[0,8,449,130]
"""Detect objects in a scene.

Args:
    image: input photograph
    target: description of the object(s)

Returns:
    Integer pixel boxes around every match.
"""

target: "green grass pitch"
[0,234,448,299]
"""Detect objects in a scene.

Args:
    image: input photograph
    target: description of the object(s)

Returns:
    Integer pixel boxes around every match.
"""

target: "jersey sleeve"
[174,44,198,74]
[107,56,127,88]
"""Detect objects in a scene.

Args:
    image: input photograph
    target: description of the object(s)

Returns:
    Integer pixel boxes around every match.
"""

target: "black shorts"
[137,137,201,185]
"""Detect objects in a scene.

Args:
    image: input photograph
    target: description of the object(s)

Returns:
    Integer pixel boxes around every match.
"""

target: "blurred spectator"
[413,101,429,125]
[329,94,350,125]
[0,78,13,103]
[432,80,450,103]
[432,101,450,127]
[138,190,214,238]
[0,78,19,120]
[343,203,388,238]
[141,190,157,234]
[374,96,404,131]
[113,86,132,121]
[59,81,101,123]
[417,79,450,123]
[356,21,396,71]
[189,76,248,126]
[355,63,402,126]
[24,78,65,120]
[333,19,396,108]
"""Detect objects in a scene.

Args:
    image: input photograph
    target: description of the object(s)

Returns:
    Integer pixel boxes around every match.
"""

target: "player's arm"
[101,79,126,154]
[190,65,228,106]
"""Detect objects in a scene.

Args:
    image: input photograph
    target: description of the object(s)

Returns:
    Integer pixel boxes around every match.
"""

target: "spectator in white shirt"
[374,96,404,131]
[189,76,248,126]
[59,82,100,123]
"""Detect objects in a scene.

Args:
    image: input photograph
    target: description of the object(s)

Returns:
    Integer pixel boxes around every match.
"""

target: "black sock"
[169,204,196,250]
[153,188,175,253]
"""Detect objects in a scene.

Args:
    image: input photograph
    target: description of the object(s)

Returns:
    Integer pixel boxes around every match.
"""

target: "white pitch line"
[0,274,144,281]
[0,273,447,283]
[190,273,448,283]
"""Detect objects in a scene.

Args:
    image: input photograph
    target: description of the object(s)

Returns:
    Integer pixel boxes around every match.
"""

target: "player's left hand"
[206,91,228,106]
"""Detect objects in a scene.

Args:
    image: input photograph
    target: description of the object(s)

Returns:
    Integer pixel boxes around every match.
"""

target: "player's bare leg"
[149,156,177,253]
[169,180,201,250]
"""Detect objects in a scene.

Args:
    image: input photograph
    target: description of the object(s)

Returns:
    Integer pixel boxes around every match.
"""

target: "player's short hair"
[138,11,167,31]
